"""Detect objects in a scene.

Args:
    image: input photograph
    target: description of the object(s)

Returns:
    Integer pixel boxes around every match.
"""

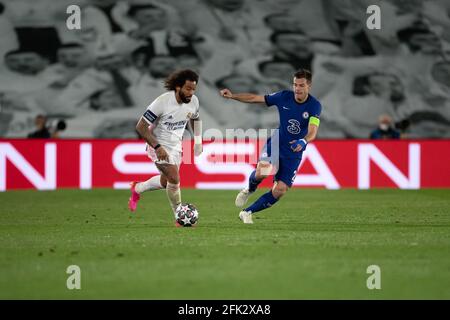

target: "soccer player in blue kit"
[220,69,322,224]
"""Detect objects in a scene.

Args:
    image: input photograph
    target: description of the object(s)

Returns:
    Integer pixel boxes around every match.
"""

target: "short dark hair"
[164,69,199,91]
[294,69,312,83]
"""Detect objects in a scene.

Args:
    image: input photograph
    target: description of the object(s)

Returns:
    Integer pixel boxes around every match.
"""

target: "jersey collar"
[294,93,310,106]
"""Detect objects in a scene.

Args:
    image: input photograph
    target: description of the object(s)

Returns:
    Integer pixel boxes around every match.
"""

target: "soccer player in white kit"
[129,69,203,225]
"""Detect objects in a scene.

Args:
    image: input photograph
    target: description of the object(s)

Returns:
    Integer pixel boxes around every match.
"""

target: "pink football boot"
[128,181,140,212]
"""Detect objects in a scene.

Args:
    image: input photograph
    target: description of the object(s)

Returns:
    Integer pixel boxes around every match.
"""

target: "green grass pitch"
[0,188,449,299]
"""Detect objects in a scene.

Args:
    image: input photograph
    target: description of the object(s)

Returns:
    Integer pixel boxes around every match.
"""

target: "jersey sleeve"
[309,101,322,126]
[141,96,164,124]
[264,90,285,107]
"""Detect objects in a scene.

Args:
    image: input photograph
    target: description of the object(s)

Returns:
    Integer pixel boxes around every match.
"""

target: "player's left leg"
[240,181,288,223]
[239,157,300,224]
[156,163,181,215]
[236,138,277,208]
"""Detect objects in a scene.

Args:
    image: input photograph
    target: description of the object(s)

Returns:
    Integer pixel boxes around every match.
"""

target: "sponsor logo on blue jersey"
[287,119,301,134]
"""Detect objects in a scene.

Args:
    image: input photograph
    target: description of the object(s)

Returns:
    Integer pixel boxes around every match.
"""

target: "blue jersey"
[264,90,322,158]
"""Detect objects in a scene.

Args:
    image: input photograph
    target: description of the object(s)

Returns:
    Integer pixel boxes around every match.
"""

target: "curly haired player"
[129,69,203,224]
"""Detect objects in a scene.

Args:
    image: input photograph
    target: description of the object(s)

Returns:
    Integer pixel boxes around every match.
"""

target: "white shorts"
[147,145,182,169]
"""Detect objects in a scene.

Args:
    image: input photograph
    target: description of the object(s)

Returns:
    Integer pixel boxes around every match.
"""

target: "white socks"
[135,176,181,214]
[166,182,181,214]
[135,175,163,194]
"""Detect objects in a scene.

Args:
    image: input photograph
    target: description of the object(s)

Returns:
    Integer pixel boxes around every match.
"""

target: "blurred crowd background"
[0,0,449,139]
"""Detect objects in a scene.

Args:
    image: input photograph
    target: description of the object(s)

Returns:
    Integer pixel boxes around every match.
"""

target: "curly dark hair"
[164,69,199,91]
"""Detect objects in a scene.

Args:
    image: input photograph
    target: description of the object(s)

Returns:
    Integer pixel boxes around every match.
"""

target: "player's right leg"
[235,161,272,208]
[128,175,166,212]
[129,145,170,212]
[136,175,167,193]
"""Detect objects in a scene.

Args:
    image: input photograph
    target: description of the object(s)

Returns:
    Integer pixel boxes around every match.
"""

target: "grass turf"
[0,188,449,299]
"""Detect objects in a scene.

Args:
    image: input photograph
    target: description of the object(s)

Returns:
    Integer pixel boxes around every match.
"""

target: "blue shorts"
[259,138,302,187]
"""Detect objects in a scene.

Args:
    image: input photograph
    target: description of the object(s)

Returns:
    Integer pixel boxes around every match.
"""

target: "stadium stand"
[0,0,449,138]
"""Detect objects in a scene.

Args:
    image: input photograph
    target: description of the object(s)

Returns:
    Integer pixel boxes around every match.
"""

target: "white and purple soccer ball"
[175,203,199,227]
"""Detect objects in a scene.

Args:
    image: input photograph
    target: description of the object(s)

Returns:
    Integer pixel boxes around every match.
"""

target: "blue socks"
[245,190,279,214]
[246,170,279,214]
[248,170,262,193]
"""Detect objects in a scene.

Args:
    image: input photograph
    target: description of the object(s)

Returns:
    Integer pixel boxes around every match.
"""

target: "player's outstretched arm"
[220,88,265,104]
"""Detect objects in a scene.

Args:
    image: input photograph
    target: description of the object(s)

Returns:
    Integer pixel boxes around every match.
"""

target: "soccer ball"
[175,203,199,227]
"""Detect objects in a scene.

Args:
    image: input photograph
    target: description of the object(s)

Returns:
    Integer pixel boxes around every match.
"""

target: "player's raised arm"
[220,88,265,104]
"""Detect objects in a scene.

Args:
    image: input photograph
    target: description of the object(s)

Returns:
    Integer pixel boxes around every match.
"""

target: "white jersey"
[141,91,200,152]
